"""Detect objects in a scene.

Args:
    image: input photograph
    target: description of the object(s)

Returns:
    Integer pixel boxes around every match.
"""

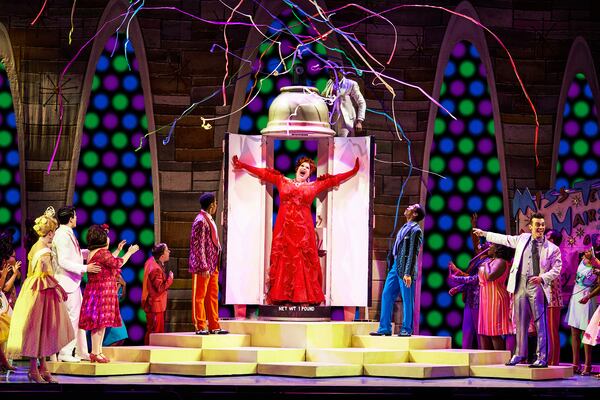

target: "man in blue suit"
[371,204,425,336]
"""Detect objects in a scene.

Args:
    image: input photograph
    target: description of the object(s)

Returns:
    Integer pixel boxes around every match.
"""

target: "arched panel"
[420,2,507,344]
[0,23,27,263]
[70,0,157,345]
[552,37,600,189]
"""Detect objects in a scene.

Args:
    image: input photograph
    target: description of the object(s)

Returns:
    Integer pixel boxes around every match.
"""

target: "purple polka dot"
[452,42,466,58]
[81,133,90,148]
[478,99,492,116]
[478,215,492,230]
[448,233,463,251]
[102,190,117,206]
[305,58,320,76]
[14,172,20,185]
[564,120,579,137]
[449,119,465,135]
[450,80,465,96]
[0,114,3,125]
[251,60,261,73]
[131,171,146,188]
[129,286,142,303]
[76,171,88,187]
[14,208,21,223]
[131,209,145,226]
[567,82,580,98]
[103,152,118,168]
[478,63,487,78]
[132,95,145,111]
[132,58,139,72]
[592,140,600,156]
[131,251,145,264]
[276,77,292,91]
[104,36,118,53]
[77,209,88,225]
[305,140,318,152]
[103,113,119,130]
[280,39,294,56]
[448,157,464,174]
[108,229,117,244]
[421,291,433,307]
[424,215,434,230]
[103,75,119,91]
[420,329,432,336]
[477,176,493,193]
[422,252,433,269]
[0,76,3,86]
[128,324,144,342]
[274,196,280,207]
[430,141,436,153]
[478,138,494,154]
[427,175,436,191]
[131,132,144,148]
[247,97,263,113]
[275,154,291,171]
[447,310,462,328]
[563,159,579,176]
[448,195,464,212]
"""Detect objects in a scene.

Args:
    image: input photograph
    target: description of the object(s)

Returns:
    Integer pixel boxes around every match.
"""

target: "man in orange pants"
[189,192,228,335]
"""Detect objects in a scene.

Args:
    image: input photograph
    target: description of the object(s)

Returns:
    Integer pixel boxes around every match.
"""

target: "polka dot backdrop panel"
[423,41,506,346]
[555,73,599,190]
[239,8,329,135]
[273,139,318,227]
[74,35,152,345]
[0,62,24,262]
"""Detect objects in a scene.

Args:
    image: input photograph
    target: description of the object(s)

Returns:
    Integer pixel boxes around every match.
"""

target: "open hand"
[86,262,101,274]
[403,275,412,288]
[117,240,127,253]
[127,244,140,255]
[449,287,460,296]
[472,228,486,237]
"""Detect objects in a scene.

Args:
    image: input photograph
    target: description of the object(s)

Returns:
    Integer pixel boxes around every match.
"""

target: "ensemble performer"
[544,229,565,366]
[232,155,360,305]
[53,206,100,362]
[79,224,139,363]
[142,243,174,344]
[7,207,74,383]
[473,212,562,368]
[371,204,424,337]
[189,193,228,335]
[0,231,16,372]
[321,68,366,137]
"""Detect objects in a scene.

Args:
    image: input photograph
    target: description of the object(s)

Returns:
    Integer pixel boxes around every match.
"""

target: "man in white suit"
[322,69,366,137]
[474,212,562,368]
[53,206,100,362]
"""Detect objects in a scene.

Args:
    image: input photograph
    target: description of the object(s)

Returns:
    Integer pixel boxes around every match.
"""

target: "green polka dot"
[112,132,128,149]
[427,233,444,251]
[82,190,98,206]
[82,151,99,168]
[0,169,11,186]
[92,75,100,91]
[110,209,127,226]
[284,140,302,152]
[80,228,89,245]
[139,228,154,246]
[112,94,129,110]
[0,92,13,109]
[487,158,500,174]
[113,55,129,72]
[256,115,269,131]
[573,139,589,156]
[138,268,145,283]
[428,195,445,212]
[457,176,474,192]
[440,82,447,96]
[288,21,304,35]
[258,42,273,56]
[556,160,562,173]
[458,138,474,154]
[458,99,475,116]
[455,294,465,308]
[456,215,472,232]
[434,118,446,135]
[573,177,585,184]
[575,72,585,80]
[137,308,147,323]
[454,331,463,347]
[82,273,88,284]
[486,195,502,213]
[0,130,13,147]
[259,78,274,94]
[426,310,443,327]
[140,115,148,131]
[487,120,495,135]
[111,171,127,187]
[427,272,444,289]
[140,152,151,169]
[85,113,100,130]
[0,62,5,71]
[315,42,327,55]
[140,190,154,207]
[456,252,471,269]
[459,61,476,78]
[315,77,329,93]
[573,101,590,118]
[430,157,445,174]
[0,208,10,224]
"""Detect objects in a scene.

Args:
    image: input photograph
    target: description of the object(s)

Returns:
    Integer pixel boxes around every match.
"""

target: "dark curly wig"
[0,230,14,263]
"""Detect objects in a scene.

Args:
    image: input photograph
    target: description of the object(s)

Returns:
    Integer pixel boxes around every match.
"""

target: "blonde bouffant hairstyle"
[33,207,58,237]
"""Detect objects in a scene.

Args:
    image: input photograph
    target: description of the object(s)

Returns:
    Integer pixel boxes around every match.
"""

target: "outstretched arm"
[232,155,281,186]
[314,158,360,194]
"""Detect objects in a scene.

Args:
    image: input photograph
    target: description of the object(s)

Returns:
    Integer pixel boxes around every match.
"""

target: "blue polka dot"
[122,113,138,130]
[437,329,451,338]
[6,112,15,128]
[97,55,110,72]
[6,150,19,166]
[466,240,474,251]
[245,79,254,94]
[563,103,570,117]
[268,20,285,35]
[121,305,134,322]
[125,40,135,54]
[438,253,452,269]
[559,331,567,347]
[149,211,154,224]
[496,178,503,192]
[438,215,453,231]
[439,138,454,154]
[583,121,598,137]
[92,171,108,186]
[266,96,276,109]
[121,191,136,207]
[468,158,483,173]
[439,177,454,192]
[469,81,485,97]
[583,159,598,176]
[91,209,107,224]
[584,84,592,99]
[5,188,19,205]
[123,75,139,91]
[121,267,134,284]
[122,152,137,168]
[440,99,455,115]
[239,115,253,132]
[558,140,570,156]
[11,229,20,243]
[468,119,484,135]
[274,140,282,151]
[496,215,506,231]
[555,178,569,190]
[267,58,283,73]
[469,45,480,58]
[468,196,483,212]
[93,132,108,148]
[93,94,109,110]
[73,192,79,205]
[444,61,456,77]
[437,292,452,308]
[121,229,136,243]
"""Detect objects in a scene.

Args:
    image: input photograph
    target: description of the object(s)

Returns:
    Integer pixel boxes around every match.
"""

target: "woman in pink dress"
[233,155,359,304]
[79,224,139,363]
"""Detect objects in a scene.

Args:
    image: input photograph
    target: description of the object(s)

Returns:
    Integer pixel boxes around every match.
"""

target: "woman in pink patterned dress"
[79,225,139,363]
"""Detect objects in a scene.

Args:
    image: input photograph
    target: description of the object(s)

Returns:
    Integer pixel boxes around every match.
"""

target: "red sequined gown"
[235,158,359,304]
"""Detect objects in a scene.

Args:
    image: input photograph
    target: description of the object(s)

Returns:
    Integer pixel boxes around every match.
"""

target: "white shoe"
[76,353,91,361]
[58,354,81,362]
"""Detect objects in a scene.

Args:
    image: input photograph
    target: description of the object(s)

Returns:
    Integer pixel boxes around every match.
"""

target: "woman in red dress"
[233,155,359,305]
[79,225,139,362]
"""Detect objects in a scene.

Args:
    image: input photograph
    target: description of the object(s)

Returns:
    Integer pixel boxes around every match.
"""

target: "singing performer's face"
[296,162,311,182]
[529,217,546,240]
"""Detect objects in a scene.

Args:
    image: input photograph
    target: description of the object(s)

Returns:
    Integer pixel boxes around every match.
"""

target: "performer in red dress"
[232,155,360,304]
[79,225,139,363]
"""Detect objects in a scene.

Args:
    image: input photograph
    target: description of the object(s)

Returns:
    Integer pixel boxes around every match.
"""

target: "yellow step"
[47,361,149,376]
[352,335,451,350]
[149,332,251,348]
[470,364,573,380]
[201,347,305,363]
[150,361,257,376]
[219,320,379,348]
[306,348,409,364]
[364,362,469,379]
[101,346,202,362]
[258,361,363,378]
[410,349,511,365]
